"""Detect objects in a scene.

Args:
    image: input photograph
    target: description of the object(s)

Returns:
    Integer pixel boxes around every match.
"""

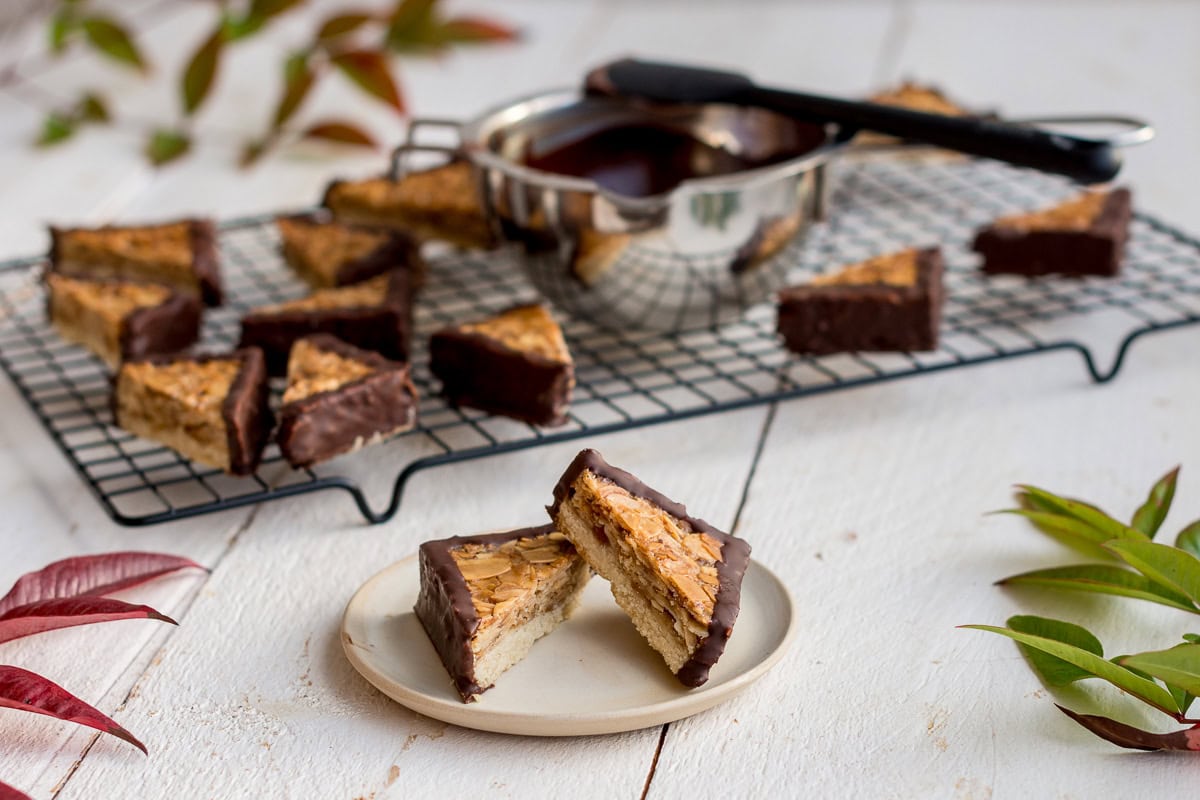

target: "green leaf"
[1120,645,1200,696]
[1106,540,1200,606]
[997,564,1199,613]
[81,17,146,71]
[50,12,75,54]
[1132,466,1179,538]
[1016,485,1148,544]
[997,509,1116,560]
[1184,634,1200,644]
[182,28,225,115]
[1006,615,1102,686]
[272,53,315,128]
[1177,520,1200,559]
[317,12,374,42]
[36,112,75,147]
[222,13,265,41]
[962,623,1180,715]
[332,50,404,113]
[385,0,439,52]
[301,120,377,148]
[77,92,109,123]
[144,129,190,166]
[1168,684,1195,716]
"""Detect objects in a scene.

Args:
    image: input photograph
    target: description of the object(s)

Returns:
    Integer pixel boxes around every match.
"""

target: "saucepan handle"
[389,118,464,179]
[1003,115,1155,149]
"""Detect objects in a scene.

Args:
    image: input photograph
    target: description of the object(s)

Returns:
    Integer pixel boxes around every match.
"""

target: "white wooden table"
[2,2,1199,797]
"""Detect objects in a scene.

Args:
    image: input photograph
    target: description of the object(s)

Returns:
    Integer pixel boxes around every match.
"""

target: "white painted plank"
[650,325,1200,798]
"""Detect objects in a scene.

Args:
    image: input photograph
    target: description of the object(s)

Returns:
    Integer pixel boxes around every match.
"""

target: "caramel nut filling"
[459,305,570,364]
[282,338,375,404]
[812,248,920,288]
[993,191,1108,233]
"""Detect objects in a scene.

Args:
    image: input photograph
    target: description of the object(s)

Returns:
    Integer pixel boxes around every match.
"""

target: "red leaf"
[0,665,146,754]
[317,12,374,42]
[1057,705,1200,751]
[0,778,32,800]
[439,17,519,44]
[0,552,204,616]
[301,121,377,148]
[182,27,225,115]
[331,50,405,113]
[0,598,175,645]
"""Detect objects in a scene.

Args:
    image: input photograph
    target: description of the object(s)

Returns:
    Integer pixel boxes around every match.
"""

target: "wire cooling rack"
[2,156,1199,526]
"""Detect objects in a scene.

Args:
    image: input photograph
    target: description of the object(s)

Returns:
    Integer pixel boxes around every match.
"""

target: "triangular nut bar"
[238,271,412,374]
[414,524,591,702]
[276,334,419,469]
[430,304,574,426]
[48,218,223,305]
[113,348,272,475]
[548,449,752,688]
[973,188,1132,277]
[777,247,943,355]
[276,214,422,289]
[46,273,201,369]
[322,160,495,250]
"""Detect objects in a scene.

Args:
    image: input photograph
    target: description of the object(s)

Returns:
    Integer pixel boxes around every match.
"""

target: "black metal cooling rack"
[2,156,1199,527]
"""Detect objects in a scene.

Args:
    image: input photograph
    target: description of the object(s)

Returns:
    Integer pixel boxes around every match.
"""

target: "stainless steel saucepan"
[394,83,1152,332]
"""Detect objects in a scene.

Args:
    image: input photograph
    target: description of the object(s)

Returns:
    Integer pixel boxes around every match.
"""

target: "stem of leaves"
[969,466,1200,751]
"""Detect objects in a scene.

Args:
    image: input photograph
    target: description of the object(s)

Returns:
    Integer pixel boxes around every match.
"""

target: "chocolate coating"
[121,290,202,361]
[276,335,419,468]
[973,188,1132,277]
[189,219,224,306]
[222,347,272,475]
[238,270,412,375]
[548,449,751,687]
[776,247,943,355]
[414,524,558,702]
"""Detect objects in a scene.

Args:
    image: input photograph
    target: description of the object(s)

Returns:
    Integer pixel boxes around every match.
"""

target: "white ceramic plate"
[341,552,796,736]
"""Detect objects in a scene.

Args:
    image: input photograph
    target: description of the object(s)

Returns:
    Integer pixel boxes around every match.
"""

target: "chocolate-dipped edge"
[429,304,574,427]
[120,289,202,362]
[776,247,943,355]
[414,523,561,702]
[277,213,423,287]
[222,347,272,475]
[188,219,223,306]
[276,334,419,468]
[547,449,751,687]
[972,188,1132,277]
[112,348,273,476]
[238,270,412,374]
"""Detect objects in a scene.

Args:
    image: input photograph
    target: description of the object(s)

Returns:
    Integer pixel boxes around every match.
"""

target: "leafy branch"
[22,0,517,167]
[0,552,205,799]
[964,466,1200,751]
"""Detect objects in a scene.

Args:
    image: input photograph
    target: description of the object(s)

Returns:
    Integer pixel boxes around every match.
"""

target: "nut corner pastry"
[414,524,591,702]
[777,246,943,354]
[973,187,1132,277]
[549,449,751,687]
[113,347,272,475]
